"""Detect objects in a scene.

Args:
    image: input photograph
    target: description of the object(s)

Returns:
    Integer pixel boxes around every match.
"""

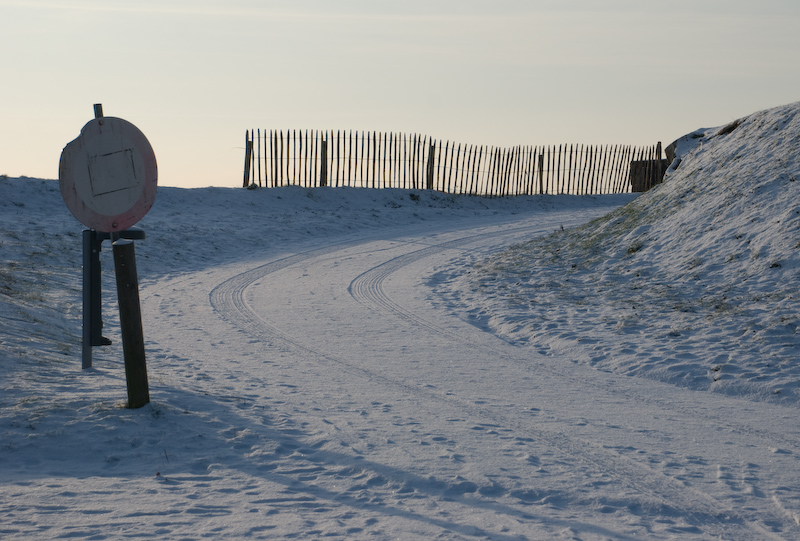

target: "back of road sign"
[59,116,157,232]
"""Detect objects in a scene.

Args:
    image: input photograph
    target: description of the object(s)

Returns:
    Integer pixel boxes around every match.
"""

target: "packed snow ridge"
[439,100,800,403]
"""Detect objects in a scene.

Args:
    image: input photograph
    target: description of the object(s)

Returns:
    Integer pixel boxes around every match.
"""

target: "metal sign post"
[59,104,158,407]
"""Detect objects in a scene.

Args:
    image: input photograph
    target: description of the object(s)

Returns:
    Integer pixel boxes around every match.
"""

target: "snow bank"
[438,100,800,403]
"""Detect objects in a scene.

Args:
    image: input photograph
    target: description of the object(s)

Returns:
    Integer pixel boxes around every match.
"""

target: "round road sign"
[59,116,157,232]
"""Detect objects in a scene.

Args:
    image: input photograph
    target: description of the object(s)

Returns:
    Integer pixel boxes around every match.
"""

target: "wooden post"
[256,129,261,186]
[587,145,594,194]
[273,129,278,186]
[620,146,632,193]
[504,148,514,196]
[402,134,408,189]
[82,230,94,369]
[385,132,390,188]
[485,147,496,196]
[390,132,394,189]
[434,140,442,191]
[614,146,626,193]
[509,147,516,195]
[302,129,308,187]
[581,146,590,195]
[426,140,435,190]
[334,130,340,187]
[458,145,468,194]
[523,146,532,195]
[450,143,466,193]
[347,130,353,186]
[243,132,252,187]
[311,130,317,187]
[606,144,615,192]
[555,144,562,194]
[410,133,416,190]
[494,147,503,196]
[472,145,483,195]
[278,130,283,186]
[509,146,516,196]
[367,131,372,188]
[496,149,506,197]
[360,131,366,187]
[566,145,574,194]
[320,135,328,187]
[654,141,663,188]
[612,146,622,193]
[265,129,270,187]
[381,132,388,189]
[269,130,275,187]
[112,239,149,409]
[615,145,624,192]
[598,145,609,194]
[372,131,377,189]
[292,129,296,184]
[538,153,544,195]
[372,131,378,189]
[451,141,458,194]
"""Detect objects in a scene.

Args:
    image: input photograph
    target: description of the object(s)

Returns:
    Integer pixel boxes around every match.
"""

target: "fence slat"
[612,145,623,193]
[374,132,380,190]
[450,143,461,193]
[271,130,276,187]
[525,146,534,195]
[580,145,589,195]
[264,130,272,187]
[474,146,484,195]
[499,148,508,197]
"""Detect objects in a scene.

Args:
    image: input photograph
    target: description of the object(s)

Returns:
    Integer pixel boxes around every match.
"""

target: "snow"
[438,102,800,404]
[2,100,800,539]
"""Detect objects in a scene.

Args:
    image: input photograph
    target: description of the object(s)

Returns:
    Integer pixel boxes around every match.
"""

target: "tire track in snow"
[347,226,551,340]
[209,242,460,402]
[346,221,800,461]
[209,226,787,540]
[346,229,793,539]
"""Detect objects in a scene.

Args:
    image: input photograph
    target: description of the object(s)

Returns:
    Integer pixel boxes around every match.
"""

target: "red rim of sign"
[59,116,157,232]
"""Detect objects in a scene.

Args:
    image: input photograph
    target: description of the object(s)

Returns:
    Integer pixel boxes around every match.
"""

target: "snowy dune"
[2,101,800,539]
[438,100,800,404]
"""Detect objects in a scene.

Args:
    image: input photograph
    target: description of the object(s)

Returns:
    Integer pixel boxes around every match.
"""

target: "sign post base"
[113,239,150,408]
[81,227,145,369]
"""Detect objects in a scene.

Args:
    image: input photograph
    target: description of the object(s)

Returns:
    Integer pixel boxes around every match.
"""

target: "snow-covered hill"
[439,100,800,404]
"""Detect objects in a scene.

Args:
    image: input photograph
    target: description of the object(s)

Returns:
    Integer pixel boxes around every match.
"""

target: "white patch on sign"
[78,127,146,216]
[88,149,140,197]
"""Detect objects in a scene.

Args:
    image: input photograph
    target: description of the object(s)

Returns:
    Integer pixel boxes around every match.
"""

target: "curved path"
[140,209,799,539]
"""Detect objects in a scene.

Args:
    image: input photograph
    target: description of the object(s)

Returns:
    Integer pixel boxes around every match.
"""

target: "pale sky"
[2,0,799,188]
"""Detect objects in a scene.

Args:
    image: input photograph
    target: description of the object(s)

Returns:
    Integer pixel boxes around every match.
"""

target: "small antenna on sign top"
[93,103,104,118]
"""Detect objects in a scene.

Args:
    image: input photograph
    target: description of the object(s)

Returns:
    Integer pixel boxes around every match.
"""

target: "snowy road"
[136,209,800,539]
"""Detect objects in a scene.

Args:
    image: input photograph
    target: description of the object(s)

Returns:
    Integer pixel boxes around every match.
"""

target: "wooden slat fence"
[242,129,664,195]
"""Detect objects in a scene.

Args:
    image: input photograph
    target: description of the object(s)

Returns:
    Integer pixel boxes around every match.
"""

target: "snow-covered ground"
[438,101,800,405]
[2,101,800,539]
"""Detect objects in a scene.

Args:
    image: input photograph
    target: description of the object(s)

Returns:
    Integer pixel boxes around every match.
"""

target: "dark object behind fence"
[243,129,665,195]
